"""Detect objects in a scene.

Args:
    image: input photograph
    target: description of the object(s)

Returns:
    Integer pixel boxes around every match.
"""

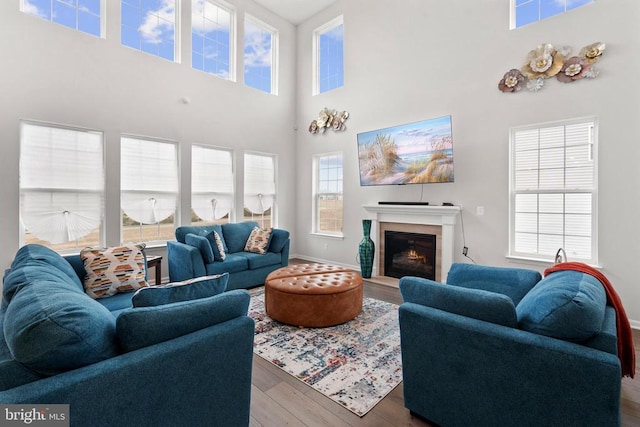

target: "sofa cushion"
[97,291,136,313]
[222,222,258,253]
[9,244,83,291]
[81,244,149,299]
[268,229,290,253]
[0,310,41,391]
[447,263,542,306]
[185,233,215,263]
[3,278,118,376]
[516,270,606,341]
[132,274,229,307]
[116,289,250,352]
[399,276,518,328]
[206,253,249,275]
[234,252,282,270]
[3,263,84,306]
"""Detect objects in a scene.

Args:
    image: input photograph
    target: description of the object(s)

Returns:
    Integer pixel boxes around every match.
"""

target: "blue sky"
[357,116,454,153]
[318,23,344,93]
[515,0,593,27]
[24,0,101,36]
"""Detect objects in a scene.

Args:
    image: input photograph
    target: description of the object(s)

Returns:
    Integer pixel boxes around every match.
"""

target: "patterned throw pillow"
[213,231,227,260]
[81,244,148,299]
[244,227,272,255]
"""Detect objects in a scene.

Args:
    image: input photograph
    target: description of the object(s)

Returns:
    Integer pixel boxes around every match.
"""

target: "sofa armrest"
[0,315,255,427]
[167,241,206,282]
[399,302,621,426]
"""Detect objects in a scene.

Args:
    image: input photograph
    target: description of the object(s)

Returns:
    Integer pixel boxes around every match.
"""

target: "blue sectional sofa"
[0,244,254,427]
[399,263,621,427]
[167,221,290,289]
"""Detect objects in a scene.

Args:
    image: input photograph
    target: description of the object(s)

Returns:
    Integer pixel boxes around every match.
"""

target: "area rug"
[249,287,402,417]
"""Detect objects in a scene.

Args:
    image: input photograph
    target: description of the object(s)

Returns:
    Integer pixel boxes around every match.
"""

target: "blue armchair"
[399,263,621,427]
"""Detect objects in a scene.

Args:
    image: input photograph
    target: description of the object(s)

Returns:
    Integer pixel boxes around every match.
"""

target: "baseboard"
[630,319,640,330]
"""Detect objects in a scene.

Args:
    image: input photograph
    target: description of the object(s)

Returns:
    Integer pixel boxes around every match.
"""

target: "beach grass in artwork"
[357,115,454,185]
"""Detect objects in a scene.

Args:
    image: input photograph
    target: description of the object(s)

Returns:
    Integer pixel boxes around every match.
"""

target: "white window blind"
[510,119,597,263]
[20,122,104,248]
[244,152,275,226]
[315,153,343,235]
[192,145,234,223]
[121,137,178,241]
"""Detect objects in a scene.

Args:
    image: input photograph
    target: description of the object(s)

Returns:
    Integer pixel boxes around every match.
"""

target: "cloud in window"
[244,25,272,68]
[192,0,231,36]
[23,0,47,18]
[139,0,175,44]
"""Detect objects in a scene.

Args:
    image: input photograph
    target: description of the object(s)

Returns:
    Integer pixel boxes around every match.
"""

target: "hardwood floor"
[249,266,640,426]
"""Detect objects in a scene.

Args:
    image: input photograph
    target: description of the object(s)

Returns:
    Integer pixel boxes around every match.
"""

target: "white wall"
[0,0,297,278]
[295,0,640,324]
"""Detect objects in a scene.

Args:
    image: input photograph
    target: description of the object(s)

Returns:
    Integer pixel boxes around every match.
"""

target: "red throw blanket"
[544,262,635,378]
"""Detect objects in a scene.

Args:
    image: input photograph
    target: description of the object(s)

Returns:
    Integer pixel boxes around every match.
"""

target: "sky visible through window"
[192,0,232,79]
[318,22,344,94]
[121,0,176,61]
[514,0,593,28]
[23,0,101,37]
[244,17,274,94]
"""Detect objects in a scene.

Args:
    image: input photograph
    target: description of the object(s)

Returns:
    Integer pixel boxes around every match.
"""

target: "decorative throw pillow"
[244,227,272,255]
[213,231,227,260]
[81,244,149,299]
[132,273,229,307]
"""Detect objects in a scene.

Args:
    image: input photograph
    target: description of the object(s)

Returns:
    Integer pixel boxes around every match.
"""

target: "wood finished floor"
[249,264,640,426]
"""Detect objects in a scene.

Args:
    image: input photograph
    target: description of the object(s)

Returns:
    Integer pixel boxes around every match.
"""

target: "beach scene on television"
[357,115,454,186]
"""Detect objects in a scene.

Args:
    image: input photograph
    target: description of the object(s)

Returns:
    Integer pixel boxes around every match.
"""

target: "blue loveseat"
[399,263,621,427]
[0,244,254,427]
[167,221,290,289]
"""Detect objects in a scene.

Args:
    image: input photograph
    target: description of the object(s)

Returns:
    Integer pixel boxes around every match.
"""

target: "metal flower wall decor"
[309,108,349,134]
[498,42,606,93]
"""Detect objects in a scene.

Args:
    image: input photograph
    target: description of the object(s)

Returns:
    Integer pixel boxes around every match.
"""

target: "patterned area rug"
[249,287,403,417]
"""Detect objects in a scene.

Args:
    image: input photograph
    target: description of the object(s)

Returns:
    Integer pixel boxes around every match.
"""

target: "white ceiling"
[253,0,338,25]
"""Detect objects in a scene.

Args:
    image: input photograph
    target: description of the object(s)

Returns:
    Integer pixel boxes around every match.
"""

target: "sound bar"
[378,201,429,205]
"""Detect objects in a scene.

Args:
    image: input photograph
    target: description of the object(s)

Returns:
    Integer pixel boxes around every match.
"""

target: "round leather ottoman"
[264,263,363,327]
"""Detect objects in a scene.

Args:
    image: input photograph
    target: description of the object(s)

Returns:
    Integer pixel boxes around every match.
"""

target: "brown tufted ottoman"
[264,263,363,327]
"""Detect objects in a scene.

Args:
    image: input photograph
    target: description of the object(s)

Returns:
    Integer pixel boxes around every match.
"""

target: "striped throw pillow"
[81,244,149,299]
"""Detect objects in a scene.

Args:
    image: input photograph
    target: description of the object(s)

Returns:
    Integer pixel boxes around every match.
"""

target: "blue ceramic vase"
[358,219,375,278]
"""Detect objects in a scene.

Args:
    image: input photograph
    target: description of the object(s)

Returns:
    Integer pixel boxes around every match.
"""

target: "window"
[192,145,234,225]
[512,0,593,28]
[122,0,177,61]
[191,0,234,79]
[21,0,103,37]
[20,121,104,252]
[244,15,277,94]
[121,137,178,243]
[313,16,344,94]
[314,153,343,236]
[510,118,597,264]
[244,152,275,228]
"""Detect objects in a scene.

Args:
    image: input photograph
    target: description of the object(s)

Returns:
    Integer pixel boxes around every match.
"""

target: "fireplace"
[363,204,460,284]
[384,231,436,280]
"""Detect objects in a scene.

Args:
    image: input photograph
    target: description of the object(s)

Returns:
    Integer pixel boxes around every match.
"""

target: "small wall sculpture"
[309,108,349,134]
[498,42,605,93]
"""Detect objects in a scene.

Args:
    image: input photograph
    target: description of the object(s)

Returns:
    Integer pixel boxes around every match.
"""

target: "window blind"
[512,120,596,262]
[244,153,275,214]
[20,122,104,245]
[192,145,234,222]
[121,137,178,224]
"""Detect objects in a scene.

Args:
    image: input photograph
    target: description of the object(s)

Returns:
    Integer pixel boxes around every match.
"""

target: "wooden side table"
[146,255,163,286]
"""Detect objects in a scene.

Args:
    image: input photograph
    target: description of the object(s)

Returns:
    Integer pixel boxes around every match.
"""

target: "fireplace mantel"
[362,204,461,284]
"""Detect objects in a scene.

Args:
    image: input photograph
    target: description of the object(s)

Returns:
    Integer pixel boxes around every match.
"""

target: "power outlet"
[476,206,485,216]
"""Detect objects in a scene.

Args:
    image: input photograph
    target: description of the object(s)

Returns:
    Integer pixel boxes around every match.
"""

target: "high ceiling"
[253,0,338,25]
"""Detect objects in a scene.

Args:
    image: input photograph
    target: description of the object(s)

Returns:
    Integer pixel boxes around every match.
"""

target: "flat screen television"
[357,115,454,186]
